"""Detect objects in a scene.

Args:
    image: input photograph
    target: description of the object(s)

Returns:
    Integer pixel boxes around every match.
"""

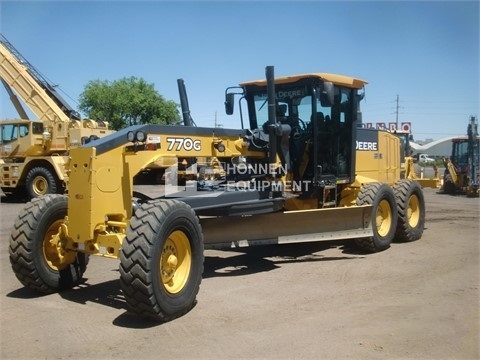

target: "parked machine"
[9,66,426,321]
[442,116,479,197]
[0,34,114,199]
[390,129,440,189]
[416,153,435,164]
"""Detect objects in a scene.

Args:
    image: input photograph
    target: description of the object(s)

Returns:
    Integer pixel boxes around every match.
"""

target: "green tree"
[78,77,181,130]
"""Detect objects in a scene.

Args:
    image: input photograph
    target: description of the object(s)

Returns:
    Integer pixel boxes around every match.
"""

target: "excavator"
[0,34,114,200]
[441,116,479,197]
[9,66,426,321]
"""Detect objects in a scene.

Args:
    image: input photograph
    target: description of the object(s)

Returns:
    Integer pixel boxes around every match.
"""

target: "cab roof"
[239,73,368,89]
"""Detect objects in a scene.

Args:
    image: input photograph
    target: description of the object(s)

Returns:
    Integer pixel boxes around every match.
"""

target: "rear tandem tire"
[393,179,425,242]
[9,194,88,293]
[119,199,204,321]
[355,182,398,253]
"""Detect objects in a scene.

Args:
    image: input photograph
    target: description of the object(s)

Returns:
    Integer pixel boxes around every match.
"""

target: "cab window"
[1,124,18,142]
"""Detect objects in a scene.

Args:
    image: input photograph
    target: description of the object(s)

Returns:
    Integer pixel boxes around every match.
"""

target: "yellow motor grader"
[9,66,426,321]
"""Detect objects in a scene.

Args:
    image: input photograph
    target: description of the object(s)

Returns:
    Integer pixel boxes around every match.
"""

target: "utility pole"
[214,111,222,128]
[395,94,399,130]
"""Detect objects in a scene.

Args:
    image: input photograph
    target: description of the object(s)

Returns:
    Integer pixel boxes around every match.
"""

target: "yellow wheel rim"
[407,194,420,228]
[160,230,192,294]
[376,199,392,237]
[43,219,75,270]
[32,176,48,196]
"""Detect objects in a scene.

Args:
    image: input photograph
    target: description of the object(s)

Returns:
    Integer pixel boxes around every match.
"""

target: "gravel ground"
[0,186,478,360]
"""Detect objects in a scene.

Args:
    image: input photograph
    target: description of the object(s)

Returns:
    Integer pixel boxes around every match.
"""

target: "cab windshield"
[249,84,354,133]
[247,82,357,180]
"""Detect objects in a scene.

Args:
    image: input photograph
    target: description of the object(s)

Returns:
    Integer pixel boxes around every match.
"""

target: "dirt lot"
[0,187,478,360]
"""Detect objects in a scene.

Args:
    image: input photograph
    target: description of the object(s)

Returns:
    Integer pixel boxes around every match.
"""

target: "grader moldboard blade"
[416,178,441,189]
[201,205,373,249]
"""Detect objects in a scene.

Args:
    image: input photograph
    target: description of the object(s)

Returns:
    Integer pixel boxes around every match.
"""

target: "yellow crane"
[0,34,114,199]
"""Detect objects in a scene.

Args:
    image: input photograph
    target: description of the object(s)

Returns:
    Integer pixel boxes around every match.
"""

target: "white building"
[410,137,456,157]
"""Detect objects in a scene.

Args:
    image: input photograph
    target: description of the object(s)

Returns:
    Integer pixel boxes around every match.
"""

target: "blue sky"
[1,1,478,141]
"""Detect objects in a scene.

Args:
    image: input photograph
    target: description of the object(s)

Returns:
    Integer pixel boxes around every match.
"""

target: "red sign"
[401,122,411,132]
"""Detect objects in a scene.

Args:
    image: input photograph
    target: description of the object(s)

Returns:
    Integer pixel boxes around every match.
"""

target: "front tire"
[119,199,204,321]
[9,194,88,293]
[394,180,425,242]
[355,183,398,252]
[25,166,60,200]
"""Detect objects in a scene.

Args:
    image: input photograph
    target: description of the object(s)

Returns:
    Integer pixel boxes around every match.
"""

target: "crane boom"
[0,34,114,200]
[0,34,80,124]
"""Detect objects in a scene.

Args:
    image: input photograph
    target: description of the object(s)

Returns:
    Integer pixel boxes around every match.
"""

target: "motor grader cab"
[442,116,479,197]
[0,34,114,199]
[225,72,362,202]
[9,66,426,322]
[226,72,425,205]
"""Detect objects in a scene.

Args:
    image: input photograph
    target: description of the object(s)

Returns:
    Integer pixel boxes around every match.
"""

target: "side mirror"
[319,82,334,107]
[225,93,235,115]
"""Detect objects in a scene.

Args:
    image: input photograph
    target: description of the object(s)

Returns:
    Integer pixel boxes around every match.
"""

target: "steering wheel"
[297,118,307,131]
[291,118,308,140]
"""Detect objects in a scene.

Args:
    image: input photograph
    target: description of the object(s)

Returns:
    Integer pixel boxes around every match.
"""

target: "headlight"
[136,131,146,142]
[127,131,146,143]
[214,142,226,152]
